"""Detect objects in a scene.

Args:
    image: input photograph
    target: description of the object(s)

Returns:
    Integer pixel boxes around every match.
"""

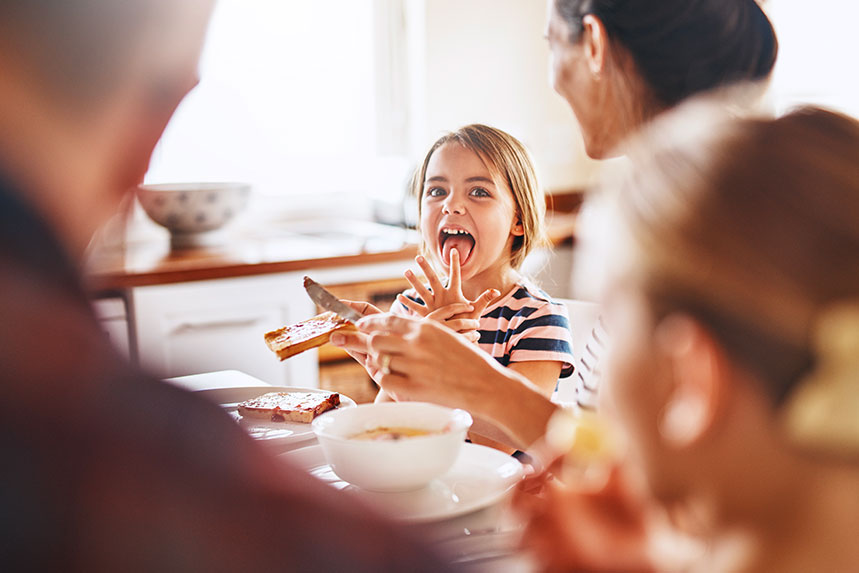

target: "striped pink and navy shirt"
[394,280,574,377]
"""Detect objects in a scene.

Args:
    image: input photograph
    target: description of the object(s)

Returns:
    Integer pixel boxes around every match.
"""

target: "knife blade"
[303,276,364,324]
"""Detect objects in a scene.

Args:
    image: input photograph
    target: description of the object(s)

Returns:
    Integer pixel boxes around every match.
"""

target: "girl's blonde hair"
[411,124,547,270]
[598,104,859,406]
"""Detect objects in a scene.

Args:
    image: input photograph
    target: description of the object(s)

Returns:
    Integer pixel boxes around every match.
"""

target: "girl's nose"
[442,193,465,215]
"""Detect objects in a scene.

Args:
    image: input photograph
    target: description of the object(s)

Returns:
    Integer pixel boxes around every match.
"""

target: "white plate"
[197,386,356,447]
[280,443,524,522]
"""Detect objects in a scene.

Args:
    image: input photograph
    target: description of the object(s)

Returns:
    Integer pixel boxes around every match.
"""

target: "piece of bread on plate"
[264,311,356,360]
[237,391,341,423]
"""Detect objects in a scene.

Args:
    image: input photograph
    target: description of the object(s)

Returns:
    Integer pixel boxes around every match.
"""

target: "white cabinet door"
[130,273,317,386]
[92,297,132,361]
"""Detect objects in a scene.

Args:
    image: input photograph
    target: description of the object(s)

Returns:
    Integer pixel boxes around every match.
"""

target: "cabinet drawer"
[131,273,317,386]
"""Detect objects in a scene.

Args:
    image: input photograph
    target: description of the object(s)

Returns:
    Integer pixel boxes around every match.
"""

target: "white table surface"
[165,369,271,392]
[164,369,537,571]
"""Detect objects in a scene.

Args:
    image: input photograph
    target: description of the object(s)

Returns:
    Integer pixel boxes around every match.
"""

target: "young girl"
[378,124,574,451]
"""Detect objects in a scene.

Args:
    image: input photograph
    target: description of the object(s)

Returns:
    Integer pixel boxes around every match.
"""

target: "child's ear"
[511,216,525,237]
[654,314,729,449]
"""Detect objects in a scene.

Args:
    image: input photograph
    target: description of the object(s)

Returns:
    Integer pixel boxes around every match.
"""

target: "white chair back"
[555,298,601,405]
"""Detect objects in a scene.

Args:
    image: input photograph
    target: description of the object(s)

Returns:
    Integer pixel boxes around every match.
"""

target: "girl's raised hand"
[397,251,498,340]
[426,303,482,343]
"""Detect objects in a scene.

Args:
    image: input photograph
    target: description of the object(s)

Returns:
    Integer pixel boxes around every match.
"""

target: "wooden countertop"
[85,228,419,291]
[85,212,578,292]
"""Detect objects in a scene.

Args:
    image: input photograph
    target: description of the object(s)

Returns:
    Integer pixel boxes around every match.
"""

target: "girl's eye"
[470,187,490,198]
[425,187,446,198]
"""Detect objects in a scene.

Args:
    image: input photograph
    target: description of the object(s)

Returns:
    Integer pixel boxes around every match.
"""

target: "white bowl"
[136,182,251,248]
[312,402,472,492]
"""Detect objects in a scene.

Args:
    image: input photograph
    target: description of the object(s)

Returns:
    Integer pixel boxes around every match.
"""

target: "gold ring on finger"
[379,353,392,374]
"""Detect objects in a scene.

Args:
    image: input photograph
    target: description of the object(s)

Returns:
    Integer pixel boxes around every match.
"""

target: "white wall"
[405,0,599,192]
[406,0,859,196]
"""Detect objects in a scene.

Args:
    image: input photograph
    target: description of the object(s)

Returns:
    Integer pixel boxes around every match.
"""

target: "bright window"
[769,1,859,117]
[144,1,409,208]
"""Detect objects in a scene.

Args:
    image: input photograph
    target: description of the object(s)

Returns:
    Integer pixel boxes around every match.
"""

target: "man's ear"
[581,14,608,77]
[654,314,729,449]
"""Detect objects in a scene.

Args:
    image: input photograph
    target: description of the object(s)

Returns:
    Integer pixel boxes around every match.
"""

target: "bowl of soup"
[311,402,472,492]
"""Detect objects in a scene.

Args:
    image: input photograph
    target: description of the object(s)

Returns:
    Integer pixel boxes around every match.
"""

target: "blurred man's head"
[0,0,213,256]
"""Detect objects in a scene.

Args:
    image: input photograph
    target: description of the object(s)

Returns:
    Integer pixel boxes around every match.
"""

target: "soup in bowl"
[311,402,472,492]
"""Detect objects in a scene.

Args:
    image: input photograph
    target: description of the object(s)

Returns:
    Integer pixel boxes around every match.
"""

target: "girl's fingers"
[462,330,480,344]
[415,255,445,298]
[425,302,474,321]
[470,288,500,317]
[404,269,434,307]
[396,293,430,317]
[448,248,461,294]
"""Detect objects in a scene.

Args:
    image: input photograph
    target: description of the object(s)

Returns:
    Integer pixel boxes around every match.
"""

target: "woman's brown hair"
[554,0,778,109]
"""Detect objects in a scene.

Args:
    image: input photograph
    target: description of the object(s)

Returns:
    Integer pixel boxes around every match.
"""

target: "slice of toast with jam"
[263,311,355,360]
[237,391,341,423]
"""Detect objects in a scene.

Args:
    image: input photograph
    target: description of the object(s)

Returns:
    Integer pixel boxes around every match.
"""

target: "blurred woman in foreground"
[513,104,859,571]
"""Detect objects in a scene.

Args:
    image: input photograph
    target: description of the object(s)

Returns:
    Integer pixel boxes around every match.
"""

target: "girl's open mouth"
[439,227,475,266]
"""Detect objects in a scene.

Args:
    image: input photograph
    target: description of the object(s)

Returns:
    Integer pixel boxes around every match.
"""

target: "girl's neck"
[461,266,520,301]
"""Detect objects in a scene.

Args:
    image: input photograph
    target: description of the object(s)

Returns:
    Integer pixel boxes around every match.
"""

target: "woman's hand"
[327,300,385,381]
[512,464,656,572]
[397,252,498,340]
[353,313,502,408]
[329,301,474,382]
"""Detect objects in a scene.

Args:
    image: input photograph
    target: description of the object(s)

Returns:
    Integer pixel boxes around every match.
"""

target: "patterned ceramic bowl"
[137,182,251,248]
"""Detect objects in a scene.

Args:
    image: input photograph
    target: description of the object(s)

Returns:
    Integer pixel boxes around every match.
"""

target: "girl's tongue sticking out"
[440,228,475,266]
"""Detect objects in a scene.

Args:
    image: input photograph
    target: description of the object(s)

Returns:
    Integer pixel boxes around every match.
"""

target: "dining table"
[166,369,539,572]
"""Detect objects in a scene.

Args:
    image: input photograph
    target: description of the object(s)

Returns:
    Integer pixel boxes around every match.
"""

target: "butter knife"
[303,276,363,324]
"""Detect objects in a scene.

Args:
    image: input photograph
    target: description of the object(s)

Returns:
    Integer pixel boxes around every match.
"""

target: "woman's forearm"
[469,363,560,450]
